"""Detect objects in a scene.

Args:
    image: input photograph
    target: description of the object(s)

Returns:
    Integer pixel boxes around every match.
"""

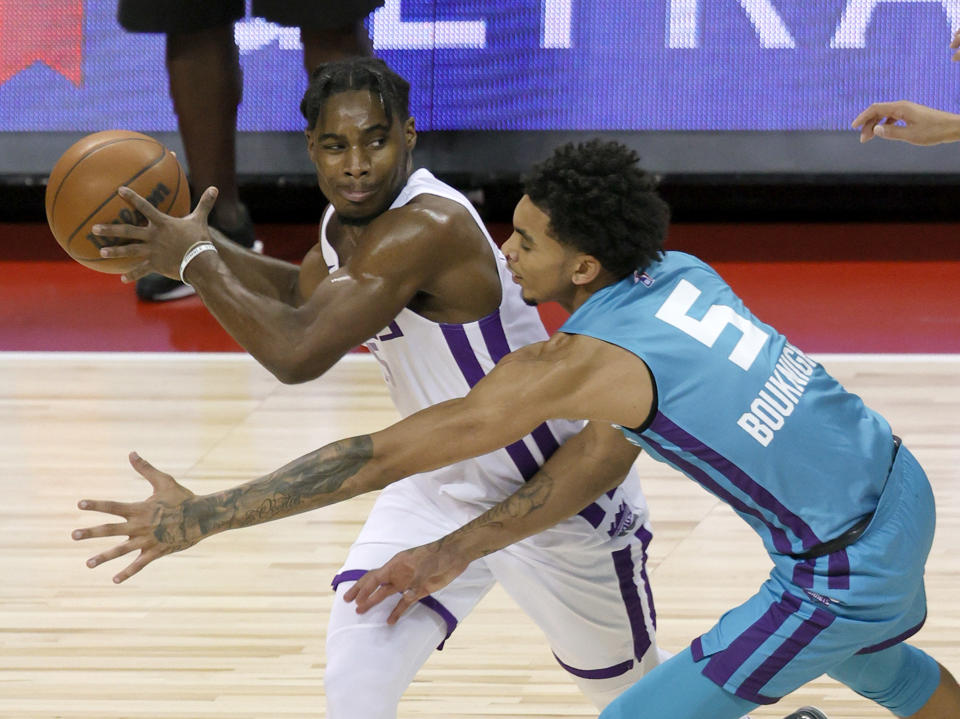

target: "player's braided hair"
[524,140,670,279]
[300,57,411,131]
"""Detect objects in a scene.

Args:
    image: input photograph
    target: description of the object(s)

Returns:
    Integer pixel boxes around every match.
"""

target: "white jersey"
[321,169,647,533]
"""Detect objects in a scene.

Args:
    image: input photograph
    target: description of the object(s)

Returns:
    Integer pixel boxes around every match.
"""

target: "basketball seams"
[64,148,172,254]
[47,135,162,222]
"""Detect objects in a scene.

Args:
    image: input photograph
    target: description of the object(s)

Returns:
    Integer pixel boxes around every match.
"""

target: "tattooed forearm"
[174,436,377,541]
[436,469,556,560]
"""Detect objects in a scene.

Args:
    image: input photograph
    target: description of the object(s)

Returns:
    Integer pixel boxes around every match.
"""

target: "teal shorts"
[690,443,935,704]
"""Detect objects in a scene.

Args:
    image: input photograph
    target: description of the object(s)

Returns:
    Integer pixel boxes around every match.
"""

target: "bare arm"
[344,421,643,622]
[95,187,441,384]
[74,333,654,584]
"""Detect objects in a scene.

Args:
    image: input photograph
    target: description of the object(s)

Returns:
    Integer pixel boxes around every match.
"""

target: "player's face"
[305,90,416,224]
[502,195,582,308]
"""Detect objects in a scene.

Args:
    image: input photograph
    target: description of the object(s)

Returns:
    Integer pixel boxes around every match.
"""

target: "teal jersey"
[560,252,892,560]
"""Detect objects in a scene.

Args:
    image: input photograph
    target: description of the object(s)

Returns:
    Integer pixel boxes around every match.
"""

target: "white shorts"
[331,474,660,684]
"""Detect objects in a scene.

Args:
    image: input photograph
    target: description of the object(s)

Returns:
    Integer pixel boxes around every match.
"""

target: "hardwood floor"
[1,352,957,718]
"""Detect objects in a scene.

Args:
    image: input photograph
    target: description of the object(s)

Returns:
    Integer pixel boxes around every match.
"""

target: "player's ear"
[571,254,603,286]
[404,117,417,151]
[304,128,315,153]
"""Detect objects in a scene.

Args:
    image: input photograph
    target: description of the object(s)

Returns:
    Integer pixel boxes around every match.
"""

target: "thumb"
[872,124,907,141]
[128,451,173,492]
[193,186,220,222]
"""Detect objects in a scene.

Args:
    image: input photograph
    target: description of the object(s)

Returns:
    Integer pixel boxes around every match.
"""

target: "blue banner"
[1,1,959,132]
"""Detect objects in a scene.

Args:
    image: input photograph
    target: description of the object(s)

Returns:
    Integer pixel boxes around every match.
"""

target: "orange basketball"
[45,130,190,274]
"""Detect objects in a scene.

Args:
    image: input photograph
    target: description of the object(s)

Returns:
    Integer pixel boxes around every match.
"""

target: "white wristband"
[179,241,218,286]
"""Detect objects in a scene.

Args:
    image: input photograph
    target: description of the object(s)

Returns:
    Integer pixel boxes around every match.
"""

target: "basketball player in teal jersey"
[75,140,958,718]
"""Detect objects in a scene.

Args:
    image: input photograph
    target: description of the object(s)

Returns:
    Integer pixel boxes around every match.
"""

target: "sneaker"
[135,203,260,302]
[783,708,829,719]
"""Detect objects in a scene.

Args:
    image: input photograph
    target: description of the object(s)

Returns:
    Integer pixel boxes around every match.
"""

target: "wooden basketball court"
[1,351,957,718]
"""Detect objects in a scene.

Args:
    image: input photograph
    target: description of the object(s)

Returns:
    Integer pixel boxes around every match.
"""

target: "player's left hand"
[91,185,219,284]
[343,540,471,624]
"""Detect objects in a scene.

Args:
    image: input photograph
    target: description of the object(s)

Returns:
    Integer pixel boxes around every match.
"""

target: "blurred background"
[1,0,959,351]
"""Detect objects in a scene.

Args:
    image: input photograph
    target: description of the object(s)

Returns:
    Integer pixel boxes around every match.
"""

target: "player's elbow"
[271,362,317,385]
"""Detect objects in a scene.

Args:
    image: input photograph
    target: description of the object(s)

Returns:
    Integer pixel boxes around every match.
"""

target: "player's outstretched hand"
[852,100,960,146]
[72,452,201,584]
[344,540,472,625]
[91,185,219,284]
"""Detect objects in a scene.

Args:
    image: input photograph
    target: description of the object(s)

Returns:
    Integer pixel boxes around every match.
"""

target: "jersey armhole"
[625,368,658,434]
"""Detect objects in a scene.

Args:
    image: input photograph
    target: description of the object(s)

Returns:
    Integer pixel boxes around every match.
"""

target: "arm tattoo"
[174,436,375,542]
[437,469,556,560]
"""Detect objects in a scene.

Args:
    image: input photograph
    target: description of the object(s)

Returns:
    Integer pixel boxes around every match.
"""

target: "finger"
[192,186,220,223]
[355,581,403,613]
[852,102,906,129]
[85,537,143,569]
[859,118,880,143]
[851,108,877,129]
[128,452,174,492]
[872,124,907,142]
[117,186,163,221]
[120,261,155,285]
[99,243,146,260]
[386,588,424,625]
[342,572,375,603]
[90,223,149,240]
[72,521,129,541]
[112,547,160,584]
[77,498,133,517]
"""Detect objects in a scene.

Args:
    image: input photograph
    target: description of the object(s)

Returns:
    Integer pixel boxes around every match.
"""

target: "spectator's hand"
[851,101,960,145]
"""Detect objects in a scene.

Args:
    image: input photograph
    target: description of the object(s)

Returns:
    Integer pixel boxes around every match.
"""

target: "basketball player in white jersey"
[81,57,661,715]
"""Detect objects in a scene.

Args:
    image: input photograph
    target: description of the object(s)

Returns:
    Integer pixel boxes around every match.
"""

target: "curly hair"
[300,57,410,131]
[524,140,670,279]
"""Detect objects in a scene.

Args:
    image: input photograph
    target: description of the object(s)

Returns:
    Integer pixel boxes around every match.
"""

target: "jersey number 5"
[654,279,769,370]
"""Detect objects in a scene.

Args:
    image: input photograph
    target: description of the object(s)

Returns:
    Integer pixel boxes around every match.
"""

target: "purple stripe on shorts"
[418,595,459,643]
[792,558,816,588]
[736,606,835,703]
[552,652,635,679]
[856,614,927,655]
[703,591,802,688]
[578,502,605,528]
[635,525,657,630]
[650,413,821,551]
[441,322,541,481]
[331,568,367,589]
[612,545,652,662]
[331,568,459,649]
[691,636,705,661]
[642,434,794,555]
[827,549,851,590]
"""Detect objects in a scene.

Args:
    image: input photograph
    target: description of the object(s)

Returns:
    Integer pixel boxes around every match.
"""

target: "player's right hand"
[344,540,471,624]
[72,452,201,584]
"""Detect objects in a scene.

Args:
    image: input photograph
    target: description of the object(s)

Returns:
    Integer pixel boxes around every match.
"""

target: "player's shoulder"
[501,331,621,372]
[369,191,476,240]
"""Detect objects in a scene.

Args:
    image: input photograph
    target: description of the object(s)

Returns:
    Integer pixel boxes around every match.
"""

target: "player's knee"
[829,643,940,716]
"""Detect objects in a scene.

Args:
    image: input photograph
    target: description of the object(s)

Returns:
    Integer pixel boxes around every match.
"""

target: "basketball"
[45,130,190,274]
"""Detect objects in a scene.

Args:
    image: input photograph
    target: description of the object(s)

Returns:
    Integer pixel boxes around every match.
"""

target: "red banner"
[0,1,83,86]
